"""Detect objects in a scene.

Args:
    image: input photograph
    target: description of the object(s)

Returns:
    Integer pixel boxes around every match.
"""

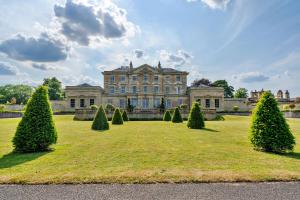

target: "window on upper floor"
[154,86,159,94]
[132,86,137,94]
[144,73,148,81]
[109,86,115,94]
[143,86,147,93]
[132,75,137,81]
[176,75,181,82]
[176,87,181,94]
[154,75,159,82]
[120,75,126,82]
[165,86,170,94]
[110,75,115,83]
[120,86,126,94]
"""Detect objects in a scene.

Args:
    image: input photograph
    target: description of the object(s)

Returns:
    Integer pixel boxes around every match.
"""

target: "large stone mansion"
[65,62,225,112]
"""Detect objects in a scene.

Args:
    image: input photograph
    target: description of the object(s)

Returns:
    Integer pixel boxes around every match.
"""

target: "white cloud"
[187,0,231,10]
[53,0,139,46]
[159,49,193,67]
[0,62,18,75]
[233,71,269,83]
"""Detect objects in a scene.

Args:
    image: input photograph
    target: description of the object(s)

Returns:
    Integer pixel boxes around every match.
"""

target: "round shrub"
[122,110,129,121]
[90,105,98,110]
[233,106,239,112]
[92,105,109,130]
[112,108,123,125]
[250,91,295,153]
[187,102,205,129]
[289,104,296,110]
[12,86,57,152]
[163,110,172,121]
[172,107,183,123]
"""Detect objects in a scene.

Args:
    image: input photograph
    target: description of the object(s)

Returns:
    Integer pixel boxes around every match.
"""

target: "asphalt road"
[0,182,299,200]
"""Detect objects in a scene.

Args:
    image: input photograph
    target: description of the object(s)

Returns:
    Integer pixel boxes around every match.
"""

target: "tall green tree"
[187,102,205,129]
[172,107,183,123]
[159,98,165,113]
[92,105,109,130]
[211,80,234,98]
[126,98,133,112]
[112,108,123,125]
[43,77,63,100]
[0,84,34,104]
[250,91,295,153]
[122,110,129,121]
[163,110,172,121]
[13,86,57,152]
[234,88,248,98]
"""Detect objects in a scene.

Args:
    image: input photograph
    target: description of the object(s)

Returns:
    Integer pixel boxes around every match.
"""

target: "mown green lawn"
[0,115,299,184]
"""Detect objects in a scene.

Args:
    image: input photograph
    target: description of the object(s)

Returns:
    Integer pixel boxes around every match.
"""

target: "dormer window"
[176,75,181,82]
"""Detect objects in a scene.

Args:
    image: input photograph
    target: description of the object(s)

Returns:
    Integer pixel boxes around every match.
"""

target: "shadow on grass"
[0,151,49,169]
[202,128,219,132]
[278,152,300,160]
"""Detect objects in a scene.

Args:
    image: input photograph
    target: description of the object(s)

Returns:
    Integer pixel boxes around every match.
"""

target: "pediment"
[132,64,159,74]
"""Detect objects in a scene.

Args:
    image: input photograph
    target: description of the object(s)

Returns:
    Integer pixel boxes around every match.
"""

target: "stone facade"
[65,83,103,110]
[65,63,225,112]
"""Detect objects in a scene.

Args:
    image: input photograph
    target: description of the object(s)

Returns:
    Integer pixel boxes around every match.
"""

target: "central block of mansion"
[65,63,225,111]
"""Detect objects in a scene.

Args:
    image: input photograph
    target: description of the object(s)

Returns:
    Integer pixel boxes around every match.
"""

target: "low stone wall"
[74,109,217,121]
[223,98,254,112]
[284,111,300,118]
[0,112,23,118]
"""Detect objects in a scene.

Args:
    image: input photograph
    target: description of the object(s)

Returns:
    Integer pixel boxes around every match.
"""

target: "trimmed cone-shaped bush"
[172,107,183,123]
[122,110,129,121]
[92,105,109,130]
[163,110,172,121]
[112,108,123,125]
[187,102,205,129]
[13,86,57,152]
[250,91,295,153]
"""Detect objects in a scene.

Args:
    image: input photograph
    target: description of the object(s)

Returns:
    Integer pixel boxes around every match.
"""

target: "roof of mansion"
[102,63,188,74]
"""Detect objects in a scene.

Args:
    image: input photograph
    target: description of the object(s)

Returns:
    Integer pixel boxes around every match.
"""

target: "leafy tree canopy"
[211,80,234,98]
[0,84,34,104]
[234,88,248,98]
[191,78,211,87]
[43,77,63,100]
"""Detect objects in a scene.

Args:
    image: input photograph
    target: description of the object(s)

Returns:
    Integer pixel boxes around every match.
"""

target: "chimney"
[129,61,133,71]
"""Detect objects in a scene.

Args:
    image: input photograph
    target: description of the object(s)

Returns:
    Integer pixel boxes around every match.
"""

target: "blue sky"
[0,0,299,96]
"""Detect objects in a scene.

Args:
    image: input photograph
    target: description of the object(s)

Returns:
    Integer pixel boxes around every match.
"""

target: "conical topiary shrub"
[12,86,57,152]
[163,110,172,121]
[250,91,295,153]
[92,105,109,130]
[187,102,205,129]
[122,110,129,121]
[172,107,183,123]
[112,108,123,125]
